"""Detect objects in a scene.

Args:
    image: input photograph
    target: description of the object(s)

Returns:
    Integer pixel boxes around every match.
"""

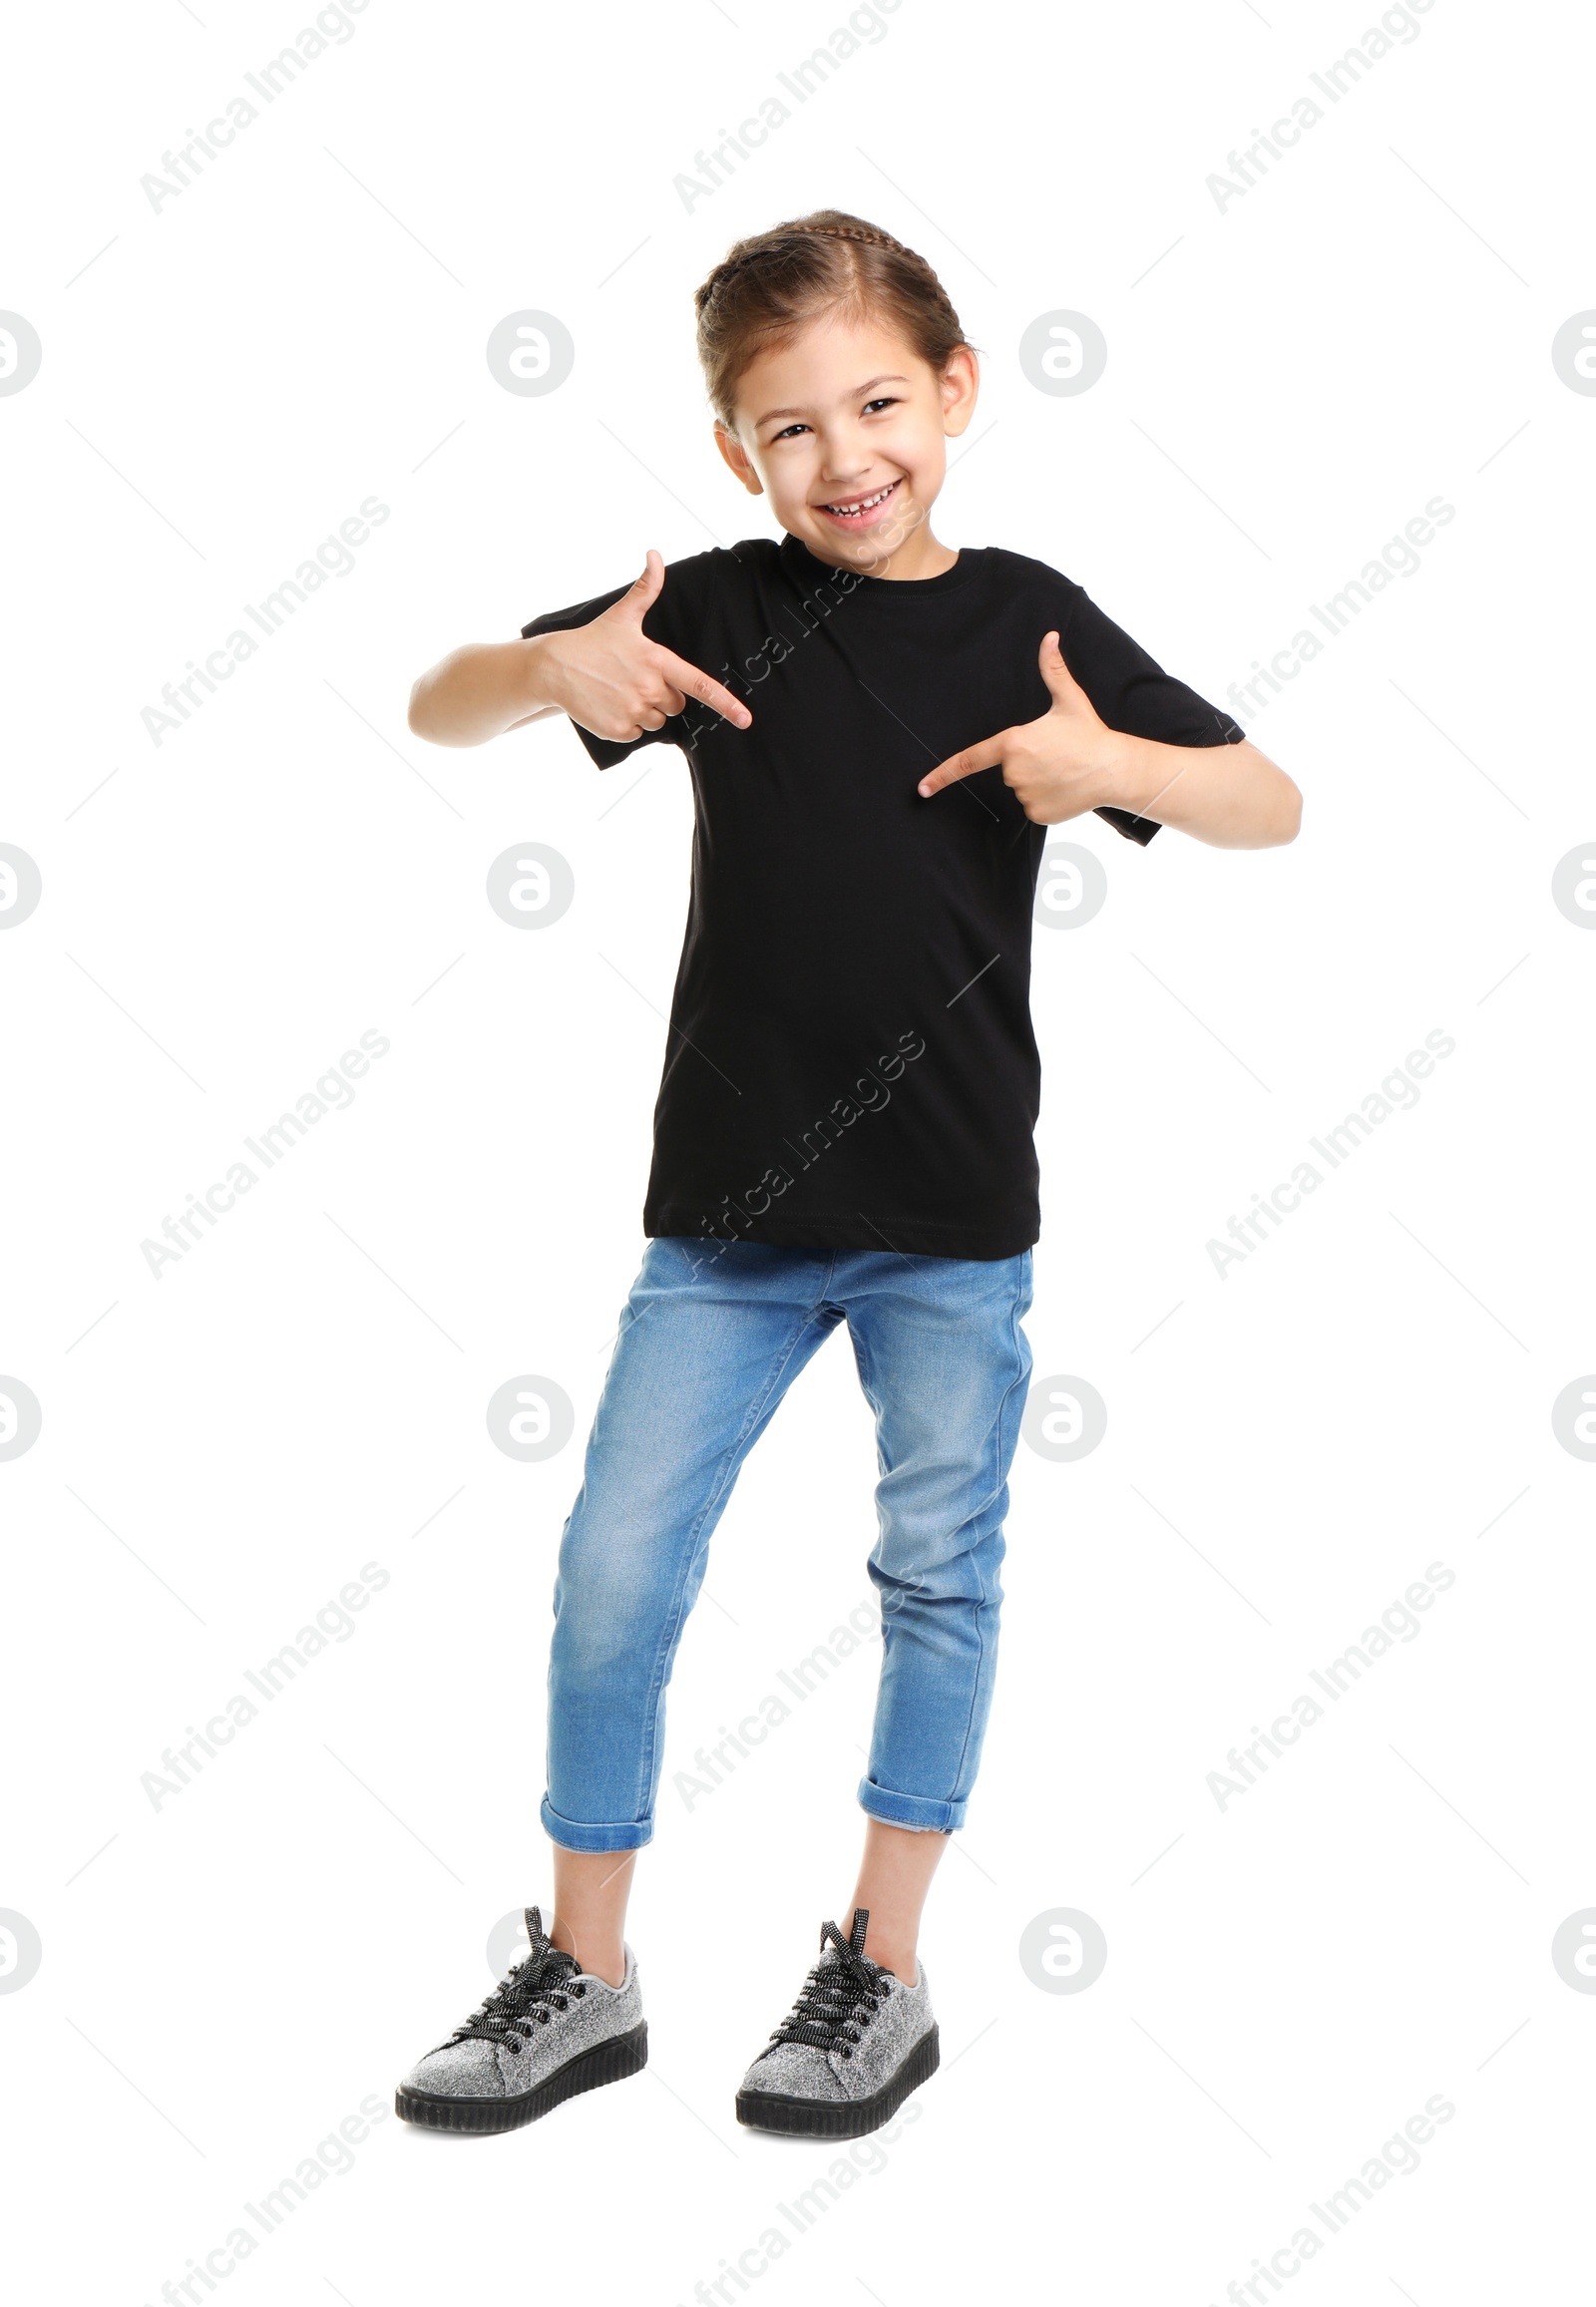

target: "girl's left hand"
[917,631,1126,825]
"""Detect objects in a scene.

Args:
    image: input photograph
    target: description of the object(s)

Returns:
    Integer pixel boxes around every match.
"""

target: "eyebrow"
[753,375,912,427]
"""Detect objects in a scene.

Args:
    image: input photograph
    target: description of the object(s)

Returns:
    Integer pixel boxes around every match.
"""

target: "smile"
[815,477,902,525]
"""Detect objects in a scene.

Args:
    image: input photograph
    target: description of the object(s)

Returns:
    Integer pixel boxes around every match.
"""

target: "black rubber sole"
[735,2024,939,2138]
[395,2020,648,2133]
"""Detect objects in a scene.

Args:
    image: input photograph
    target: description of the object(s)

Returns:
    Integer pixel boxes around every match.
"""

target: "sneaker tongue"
[519,1906,580,1984]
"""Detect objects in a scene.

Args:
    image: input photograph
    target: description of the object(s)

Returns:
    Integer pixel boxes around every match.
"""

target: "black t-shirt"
[524,535,1242,1260]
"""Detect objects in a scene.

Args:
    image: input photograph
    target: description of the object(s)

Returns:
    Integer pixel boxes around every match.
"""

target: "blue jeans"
[542,1237,1034,1850]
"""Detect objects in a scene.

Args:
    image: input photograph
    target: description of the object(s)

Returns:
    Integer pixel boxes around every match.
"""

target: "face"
[715,310,979,575]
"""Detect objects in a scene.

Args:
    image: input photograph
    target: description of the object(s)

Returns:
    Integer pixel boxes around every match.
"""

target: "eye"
[770,422,810,441]
[862,397,899,415]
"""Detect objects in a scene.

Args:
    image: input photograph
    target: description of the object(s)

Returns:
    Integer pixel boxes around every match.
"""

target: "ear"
[940,343,981,440]
[713,422,764,496]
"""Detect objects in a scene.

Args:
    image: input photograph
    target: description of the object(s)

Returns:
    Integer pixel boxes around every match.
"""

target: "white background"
[3,0,1593,2299]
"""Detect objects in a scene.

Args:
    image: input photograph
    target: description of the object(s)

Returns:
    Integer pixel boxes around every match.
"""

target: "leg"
[846,1248,1034,1841]
[732,1250,1030,2141]
[843,1817,949,1982]
[549,1849,635,1987]
[543,1238,842,1861]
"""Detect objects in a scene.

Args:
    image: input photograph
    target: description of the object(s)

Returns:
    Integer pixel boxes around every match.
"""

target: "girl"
[395,210,1300,2141]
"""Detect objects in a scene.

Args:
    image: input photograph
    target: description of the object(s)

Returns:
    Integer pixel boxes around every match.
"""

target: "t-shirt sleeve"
[520,552,724,771]
[1059,586,1247,848]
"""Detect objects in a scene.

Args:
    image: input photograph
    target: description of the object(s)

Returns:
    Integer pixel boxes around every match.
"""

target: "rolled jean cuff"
[857,1776,966,1833]
[540,1795,654,1854]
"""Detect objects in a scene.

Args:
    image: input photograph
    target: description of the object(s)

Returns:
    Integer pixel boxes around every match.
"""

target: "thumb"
[1038,629,1085,706]
[618,548,665,619]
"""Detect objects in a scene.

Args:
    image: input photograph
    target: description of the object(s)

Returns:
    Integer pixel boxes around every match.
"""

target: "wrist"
[521,631,567,716]
[1091,726,1139,812]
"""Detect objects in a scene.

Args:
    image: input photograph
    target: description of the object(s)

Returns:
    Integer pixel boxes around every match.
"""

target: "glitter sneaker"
[735,1907,939,2138]
[395,1905,646,2133]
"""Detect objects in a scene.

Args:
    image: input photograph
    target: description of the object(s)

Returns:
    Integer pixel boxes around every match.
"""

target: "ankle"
[863,1938,917,1985]
[549,1916,625,1989]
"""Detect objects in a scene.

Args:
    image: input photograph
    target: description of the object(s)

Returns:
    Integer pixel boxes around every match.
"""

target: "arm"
[406,550,752,751]
[1096,731,1300,850]
[918,630,1301,849]
[407,635,564,749]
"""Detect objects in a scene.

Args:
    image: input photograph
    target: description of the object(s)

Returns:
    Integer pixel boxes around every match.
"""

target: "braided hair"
[693,209,975,428]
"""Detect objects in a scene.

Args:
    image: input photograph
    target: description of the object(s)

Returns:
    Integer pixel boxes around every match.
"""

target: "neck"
[801,508,957,582]
[872,527,958,580]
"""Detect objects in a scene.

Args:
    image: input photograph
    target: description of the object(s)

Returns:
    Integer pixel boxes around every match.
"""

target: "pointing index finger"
[918,733,1005,797]
[652,647,752,729]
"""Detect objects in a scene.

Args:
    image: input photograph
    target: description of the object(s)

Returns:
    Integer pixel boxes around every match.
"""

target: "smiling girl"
[397,210,1300,2143]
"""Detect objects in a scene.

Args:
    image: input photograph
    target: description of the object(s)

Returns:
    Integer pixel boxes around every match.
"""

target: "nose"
[819,455,872,490]
[816,421,879,483]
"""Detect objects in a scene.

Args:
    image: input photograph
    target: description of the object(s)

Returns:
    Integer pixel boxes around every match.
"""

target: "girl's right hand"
[541,550,753,740]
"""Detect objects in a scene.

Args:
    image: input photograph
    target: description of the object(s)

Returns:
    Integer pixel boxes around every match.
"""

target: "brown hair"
[693,209,976,430]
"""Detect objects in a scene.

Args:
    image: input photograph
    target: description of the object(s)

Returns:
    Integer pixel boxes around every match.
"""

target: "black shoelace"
[767,1908,894,2063]
[447,1939,588,2057]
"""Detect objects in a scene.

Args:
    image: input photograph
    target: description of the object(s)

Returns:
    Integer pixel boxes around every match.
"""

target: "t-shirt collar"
[778,531,982,595]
